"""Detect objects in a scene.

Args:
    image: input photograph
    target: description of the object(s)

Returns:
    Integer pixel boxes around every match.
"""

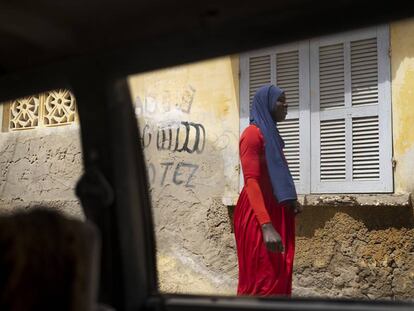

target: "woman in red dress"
[234,84,302,296]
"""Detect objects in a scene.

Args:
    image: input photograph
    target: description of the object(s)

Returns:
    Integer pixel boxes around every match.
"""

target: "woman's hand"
[261,223,284,253]
[287,200,303,215]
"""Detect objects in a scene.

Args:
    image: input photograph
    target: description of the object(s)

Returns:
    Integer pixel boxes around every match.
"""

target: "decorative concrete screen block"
[9,96,40,130]
[44,89,76,126]
[7,89,76,131]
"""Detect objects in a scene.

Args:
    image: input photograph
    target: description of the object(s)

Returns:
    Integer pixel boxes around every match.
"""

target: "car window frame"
[1,2,414,309]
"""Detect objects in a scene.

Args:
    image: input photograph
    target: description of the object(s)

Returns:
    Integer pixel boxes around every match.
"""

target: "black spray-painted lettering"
[147,162,156,184]
[160,162,174,186]
[142,124,152,148]
[157,127,172,151]
[173,162,199,188]
[147,161,199,188]
[182,163,199,188]
[156,122,205,154]
[173,163,184,186]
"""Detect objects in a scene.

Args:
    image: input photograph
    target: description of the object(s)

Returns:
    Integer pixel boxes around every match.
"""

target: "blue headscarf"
[250,84,297,203]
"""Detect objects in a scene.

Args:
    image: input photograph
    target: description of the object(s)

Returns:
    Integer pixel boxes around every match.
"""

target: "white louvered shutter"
[240,42,310,194]
[276,51,301,186]
[249,55,271,110]
[310,26,392,193]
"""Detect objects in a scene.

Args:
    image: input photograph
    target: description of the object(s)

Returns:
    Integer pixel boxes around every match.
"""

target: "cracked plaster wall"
[0,125,83,218]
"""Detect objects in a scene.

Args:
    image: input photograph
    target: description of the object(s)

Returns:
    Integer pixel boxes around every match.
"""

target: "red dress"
[234,125,295,296]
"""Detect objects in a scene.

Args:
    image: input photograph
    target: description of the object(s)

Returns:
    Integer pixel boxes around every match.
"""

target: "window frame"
[239,25,393,194]
[310,25,392,193]
[239,41,311,194]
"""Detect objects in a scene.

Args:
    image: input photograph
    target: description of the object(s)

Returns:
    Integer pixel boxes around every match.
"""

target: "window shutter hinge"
[392,157,397,168]
[388,47,392,58]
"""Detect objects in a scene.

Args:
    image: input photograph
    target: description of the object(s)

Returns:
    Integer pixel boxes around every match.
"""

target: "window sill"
[298,193,412,208]
[222,193,412,209]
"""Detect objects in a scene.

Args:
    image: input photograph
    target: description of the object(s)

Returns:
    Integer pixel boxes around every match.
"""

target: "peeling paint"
[391,19,414,194]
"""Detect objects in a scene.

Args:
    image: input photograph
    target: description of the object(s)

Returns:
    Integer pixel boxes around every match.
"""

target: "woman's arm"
[240,127,284,252]
[244,179,271,225]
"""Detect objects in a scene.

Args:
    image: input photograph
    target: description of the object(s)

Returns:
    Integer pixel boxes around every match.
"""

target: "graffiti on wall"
[135,85,204,189]
[146,161,199,188]
[141,122,206,154]
[134,85,196,117]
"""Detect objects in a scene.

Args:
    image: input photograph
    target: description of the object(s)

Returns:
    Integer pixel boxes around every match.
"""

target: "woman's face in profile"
[271,93,287,122]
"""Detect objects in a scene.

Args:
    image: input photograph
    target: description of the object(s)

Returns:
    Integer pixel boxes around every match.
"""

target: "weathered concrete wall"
[0,126,83,218]
[128,56,240,294]
[391,19,414,194]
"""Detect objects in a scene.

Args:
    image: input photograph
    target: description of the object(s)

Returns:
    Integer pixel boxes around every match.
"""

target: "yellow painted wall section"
[127,56,240,294]
[391,19,414,194]
[128,56,240,199]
